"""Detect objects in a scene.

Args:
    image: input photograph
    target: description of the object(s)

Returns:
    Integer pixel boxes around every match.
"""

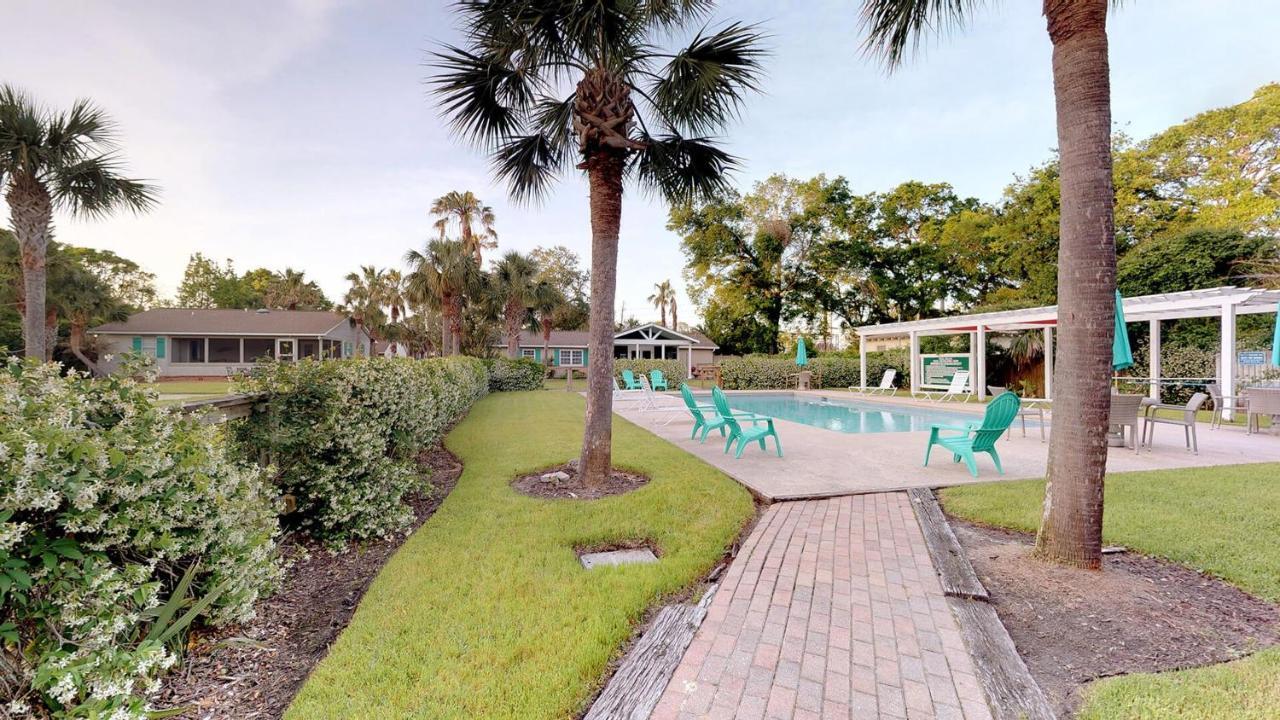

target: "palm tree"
[265,268,309,310]
[433,1,766,485]
[430,191,498,265]
[492,251,541,358]
[529,282,568,365]
[0,85,157,360]
[405,239,481,356]
[859,0,1118,569]
[344,265,387,347]
[648,279,677,327]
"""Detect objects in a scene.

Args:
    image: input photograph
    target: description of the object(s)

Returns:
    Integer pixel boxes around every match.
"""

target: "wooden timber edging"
[908,487,1057,720]
[177,392,266,424]
[583,585,717,720]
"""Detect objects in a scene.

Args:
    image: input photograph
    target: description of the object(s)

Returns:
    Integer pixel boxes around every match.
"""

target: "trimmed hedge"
[484,357,545,391]
[615,358,689,384]
[718,350,909,390]
[2,359,281,718]
[235,357,488,546]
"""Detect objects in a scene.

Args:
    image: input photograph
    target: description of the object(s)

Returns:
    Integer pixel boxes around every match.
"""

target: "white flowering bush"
[235,357,488,546]
[0,359,282,718]
[483,357,545,391]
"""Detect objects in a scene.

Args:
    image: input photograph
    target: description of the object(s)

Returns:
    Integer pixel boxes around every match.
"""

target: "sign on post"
[920,354,971,390]
[1239,350,1268,366]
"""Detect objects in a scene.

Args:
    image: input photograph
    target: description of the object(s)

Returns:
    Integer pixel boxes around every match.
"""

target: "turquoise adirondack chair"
[711,387,783,459]
[680,383,725,441]
[923,392,1021,477]
[650,369,669,391]
[620,369,643,390]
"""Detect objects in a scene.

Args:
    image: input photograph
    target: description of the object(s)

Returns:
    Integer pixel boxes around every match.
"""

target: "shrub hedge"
[235,357,488,546]
[614,359,689,384]
[1,359,282,718]
[718,350,909,390]
[483,357,545,391]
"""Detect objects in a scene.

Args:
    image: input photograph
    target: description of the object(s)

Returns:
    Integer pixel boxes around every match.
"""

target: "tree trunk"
[44,308,58,362]
[543,324,552,367]
[1034,0,1115,570]
[506,302,521,358]
[449,296,463,356]
[671,298,678,331]
[578,151,625,487]
[69,319,100,375]
[8,175,54,361]
[660,306,667,328]
[441,294,453,356]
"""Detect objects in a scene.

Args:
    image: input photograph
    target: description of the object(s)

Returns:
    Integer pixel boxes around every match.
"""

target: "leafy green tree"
[63,246,157,310]
[1118,228,1275,297]
[529,245,590,329]
[432,0,767,484]
[176,253,259,309]
[0,85,157,359]
[858,0,1120,569]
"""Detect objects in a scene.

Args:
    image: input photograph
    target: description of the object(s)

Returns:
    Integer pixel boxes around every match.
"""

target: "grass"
[286,391,754,719]
[939,463,1280,718]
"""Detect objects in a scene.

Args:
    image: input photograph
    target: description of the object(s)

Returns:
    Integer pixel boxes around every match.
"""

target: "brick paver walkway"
[652,493,992,720]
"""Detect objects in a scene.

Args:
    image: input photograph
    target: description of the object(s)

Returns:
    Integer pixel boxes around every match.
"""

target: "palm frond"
[642,0,718,29]
[430,45,533,147]
[650,22,768,134]
[492,133,569,204]
[859,0,980,70]
[53,154,158,218]
[633,134,739,203]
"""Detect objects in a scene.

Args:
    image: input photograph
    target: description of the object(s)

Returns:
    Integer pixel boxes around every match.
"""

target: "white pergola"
[856,286,1280,420]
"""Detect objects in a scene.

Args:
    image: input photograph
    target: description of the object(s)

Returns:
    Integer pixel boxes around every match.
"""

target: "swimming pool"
[714,393,983,434]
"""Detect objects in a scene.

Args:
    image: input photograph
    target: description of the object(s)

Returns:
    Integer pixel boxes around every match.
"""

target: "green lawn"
[286,391,754,719]
[939,463,1280,719]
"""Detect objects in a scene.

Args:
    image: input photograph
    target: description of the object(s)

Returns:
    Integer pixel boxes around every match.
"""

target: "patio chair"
[1206,382,1248,429]
[1142,392,1209,454]
[853,368,897,395]
[680,383,726,441]
[620,369,643,390]
[1244,387,1280,435]
[613,377,643,402]
[650,369,669,391]
[988,385,1047,442]
[923,391,1021,477]
[711,387,783,459]
[1108,393,1146,454]
[912,370,972,403]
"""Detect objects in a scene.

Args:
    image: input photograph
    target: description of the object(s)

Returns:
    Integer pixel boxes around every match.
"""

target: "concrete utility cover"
[580,548,658,569]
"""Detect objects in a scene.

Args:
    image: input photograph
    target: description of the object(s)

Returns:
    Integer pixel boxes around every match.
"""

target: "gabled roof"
[494,325,719,349]
[91,308,358,337]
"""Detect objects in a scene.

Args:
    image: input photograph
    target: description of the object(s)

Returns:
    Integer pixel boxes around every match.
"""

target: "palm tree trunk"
[542,322,553,368]
[1034,0,1115,570]
[578,151,624,487]
[43,308,58,362]
[506,303,521,359]
[449,297,463,356]
[671,297,678,331]
[8,175,53,361]
[660,306,667,328]
[441,295,453,356]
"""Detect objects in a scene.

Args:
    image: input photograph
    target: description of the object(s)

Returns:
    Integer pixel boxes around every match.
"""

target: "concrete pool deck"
[613,391,1280,501]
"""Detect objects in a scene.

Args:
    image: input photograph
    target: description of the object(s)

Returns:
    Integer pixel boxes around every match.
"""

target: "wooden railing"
[178,392,266,424]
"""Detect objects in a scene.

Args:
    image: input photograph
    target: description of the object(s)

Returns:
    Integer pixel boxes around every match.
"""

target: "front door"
[277,339,296,362]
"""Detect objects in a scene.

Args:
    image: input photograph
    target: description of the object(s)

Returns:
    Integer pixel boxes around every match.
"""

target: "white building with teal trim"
[498,324,719,376]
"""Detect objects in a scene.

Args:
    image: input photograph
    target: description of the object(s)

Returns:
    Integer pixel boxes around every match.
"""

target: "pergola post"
[909,331,920,395]
[1221,301,1237,421]
[859,334,868,391]
[1148,319,1162,401]
[975,325,987,400]
[1043,326,1054,399]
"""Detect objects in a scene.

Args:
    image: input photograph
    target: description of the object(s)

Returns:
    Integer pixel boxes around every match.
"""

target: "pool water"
[713,393,983,434]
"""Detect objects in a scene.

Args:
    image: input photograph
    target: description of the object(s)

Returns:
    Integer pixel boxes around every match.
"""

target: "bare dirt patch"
[153,444,463,719]
[512,462,650,500]
[950,520,1280,718]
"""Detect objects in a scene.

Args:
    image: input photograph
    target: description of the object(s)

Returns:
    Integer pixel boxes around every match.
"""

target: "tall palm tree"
[859,0,1118,569]
[265,267,309,310]
[430,190,498,265]
[344,265,387,346]
[0,85,157,360]
[648,279,677,327]
[529,282,568,365]
[491,251,541,358]
[433,1,766,485]
[405,239,481,356]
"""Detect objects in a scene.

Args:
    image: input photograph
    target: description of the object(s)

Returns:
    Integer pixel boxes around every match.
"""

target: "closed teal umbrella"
[1271,302,1279,367]
[1113,290,1134,371]
[795,337,809,366]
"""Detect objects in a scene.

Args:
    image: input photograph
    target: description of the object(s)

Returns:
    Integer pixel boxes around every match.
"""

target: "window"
[560,349,584,366]
[298,339,319,359]
[520,348,538,359]
[277,339,295,362]
[172,337,206,363]
[244,338,274,361]
[208,338,241,363]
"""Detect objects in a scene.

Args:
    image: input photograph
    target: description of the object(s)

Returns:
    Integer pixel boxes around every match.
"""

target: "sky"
[3,0,1279,326]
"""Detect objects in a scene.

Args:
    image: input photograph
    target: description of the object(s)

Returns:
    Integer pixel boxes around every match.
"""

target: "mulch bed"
[512,462,650,499]
[950,519,1280,718]
[152,444,463,719]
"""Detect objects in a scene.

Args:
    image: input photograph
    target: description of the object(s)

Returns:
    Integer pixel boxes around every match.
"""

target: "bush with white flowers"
[483,357,546,391]
[234,356,488,546]
[0,359,282,719]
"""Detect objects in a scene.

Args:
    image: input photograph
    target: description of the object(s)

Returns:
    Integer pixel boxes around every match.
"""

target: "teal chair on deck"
[650,369,669,391]
[923,391,1021,477]
[680,383,725,441]
[711,387,783,459]
[620,369,643,390]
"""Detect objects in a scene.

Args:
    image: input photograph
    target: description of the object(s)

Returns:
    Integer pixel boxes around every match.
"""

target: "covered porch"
[856,286,1280,420]
[612,324,699,374]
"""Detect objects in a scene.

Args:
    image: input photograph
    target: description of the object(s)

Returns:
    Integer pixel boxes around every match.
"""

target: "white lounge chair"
[613,377,643,402]
[635,375,686,424]
[912,370,972,403]
[853,369,896,395]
